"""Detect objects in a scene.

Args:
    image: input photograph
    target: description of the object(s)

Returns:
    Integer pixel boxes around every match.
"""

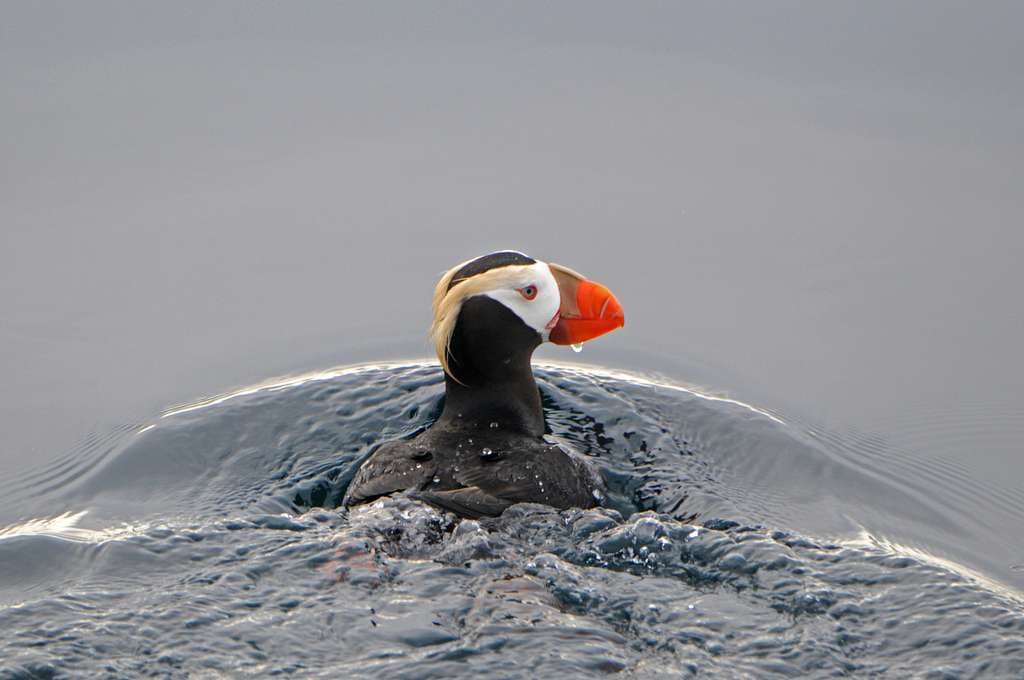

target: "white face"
[481,261,561,341]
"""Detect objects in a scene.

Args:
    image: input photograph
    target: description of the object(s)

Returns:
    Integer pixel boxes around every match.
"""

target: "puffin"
[342,251,624,518]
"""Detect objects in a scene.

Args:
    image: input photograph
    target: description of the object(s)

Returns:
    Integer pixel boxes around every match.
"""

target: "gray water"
[2,363,1022,677]
[2,3,1023,677]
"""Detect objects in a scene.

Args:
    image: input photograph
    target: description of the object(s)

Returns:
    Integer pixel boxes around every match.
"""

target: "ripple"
[1,360,1022,676]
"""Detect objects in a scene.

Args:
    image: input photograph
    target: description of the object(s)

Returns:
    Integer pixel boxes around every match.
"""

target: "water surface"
[2,362,1022,677]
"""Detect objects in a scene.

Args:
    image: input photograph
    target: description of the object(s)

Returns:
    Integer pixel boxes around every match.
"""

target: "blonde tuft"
[429,261,535,382]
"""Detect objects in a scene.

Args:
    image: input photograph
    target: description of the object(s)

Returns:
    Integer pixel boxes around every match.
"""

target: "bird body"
[343,425,602,518]
[343,251,624,517]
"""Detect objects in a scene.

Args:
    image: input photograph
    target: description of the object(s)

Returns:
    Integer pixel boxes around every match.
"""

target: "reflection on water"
[1,363,1022,677]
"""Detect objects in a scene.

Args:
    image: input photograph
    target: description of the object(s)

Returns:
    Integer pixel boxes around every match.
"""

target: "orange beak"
[547,264,625,346]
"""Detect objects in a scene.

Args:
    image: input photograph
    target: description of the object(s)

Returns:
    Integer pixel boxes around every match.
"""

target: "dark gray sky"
[2,2,1022,502]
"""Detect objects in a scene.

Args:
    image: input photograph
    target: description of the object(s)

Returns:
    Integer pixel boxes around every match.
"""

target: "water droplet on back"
[480,447,495,461]
[489,421,499,429]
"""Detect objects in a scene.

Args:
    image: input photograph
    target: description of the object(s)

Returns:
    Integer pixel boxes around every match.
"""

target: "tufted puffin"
[342,251,624,518]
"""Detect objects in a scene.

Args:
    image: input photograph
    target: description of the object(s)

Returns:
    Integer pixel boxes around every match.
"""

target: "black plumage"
[343,426,600,518]
[343,253,617,517]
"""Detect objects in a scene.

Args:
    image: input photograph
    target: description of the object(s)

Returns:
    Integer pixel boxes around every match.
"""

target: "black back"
[342,427,601,518]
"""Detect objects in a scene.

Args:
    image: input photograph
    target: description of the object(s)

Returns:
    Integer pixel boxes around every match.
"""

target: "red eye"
[519,285,538,300]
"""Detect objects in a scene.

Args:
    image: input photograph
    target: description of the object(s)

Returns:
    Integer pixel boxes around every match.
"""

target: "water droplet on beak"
[571,343,583,353]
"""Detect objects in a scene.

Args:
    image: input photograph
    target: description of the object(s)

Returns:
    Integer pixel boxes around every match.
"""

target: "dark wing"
[343,441,431,507]
[412,487,513,519]
[450,442,599,512]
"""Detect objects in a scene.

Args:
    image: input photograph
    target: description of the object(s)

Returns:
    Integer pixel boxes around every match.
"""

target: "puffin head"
[430,251,624,383]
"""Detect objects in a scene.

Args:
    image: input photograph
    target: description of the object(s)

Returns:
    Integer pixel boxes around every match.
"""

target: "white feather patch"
[480,261,560,340]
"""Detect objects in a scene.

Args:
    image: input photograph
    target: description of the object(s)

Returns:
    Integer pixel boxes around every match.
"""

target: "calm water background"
[2,0,1023,611]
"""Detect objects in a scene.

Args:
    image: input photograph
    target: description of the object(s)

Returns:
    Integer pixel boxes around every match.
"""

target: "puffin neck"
[437,353,545,437]
[434,294,546,437]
